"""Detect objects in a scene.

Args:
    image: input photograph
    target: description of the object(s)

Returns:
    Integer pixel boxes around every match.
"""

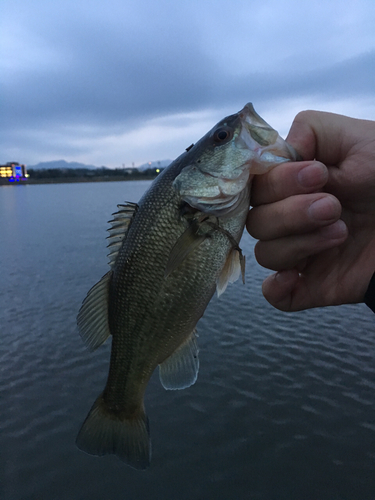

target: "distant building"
[0,162,28,183]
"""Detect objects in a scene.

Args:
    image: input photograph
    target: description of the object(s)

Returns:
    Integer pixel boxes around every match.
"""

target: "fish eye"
[213,127,233,144]
[217,130,228,140]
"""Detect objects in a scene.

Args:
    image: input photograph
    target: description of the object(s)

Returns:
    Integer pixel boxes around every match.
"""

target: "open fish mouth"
[238,103,300,173]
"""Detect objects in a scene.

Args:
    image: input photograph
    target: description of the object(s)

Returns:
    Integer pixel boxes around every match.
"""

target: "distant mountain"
[27,159,172,171]
[28,160,101,170]
[137,160,171,171]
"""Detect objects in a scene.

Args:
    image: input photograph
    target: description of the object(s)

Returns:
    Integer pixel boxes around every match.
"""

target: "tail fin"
[76,394,151,470]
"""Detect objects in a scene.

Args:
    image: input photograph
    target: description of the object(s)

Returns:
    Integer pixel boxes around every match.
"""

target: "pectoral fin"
[200,219,246,297]
[159,330,199,390]
[164,225,207,278]
[216,248,246,297]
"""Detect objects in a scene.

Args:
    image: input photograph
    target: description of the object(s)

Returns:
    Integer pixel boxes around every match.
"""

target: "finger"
[261,270,322,312]
[254,220,348,271]
[262,266,353,312]
[247,193,342,240]
[251,160,328,206]
[286,110,360,164]
[261,269,301,311]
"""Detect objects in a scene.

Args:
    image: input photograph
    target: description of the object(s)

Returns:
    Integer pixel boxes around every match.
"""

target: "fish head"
[173,103,299,217]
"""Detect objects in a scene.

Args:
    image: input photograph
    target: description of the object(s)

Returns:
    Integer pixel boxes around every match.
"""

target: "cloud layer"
[2,0,375,166]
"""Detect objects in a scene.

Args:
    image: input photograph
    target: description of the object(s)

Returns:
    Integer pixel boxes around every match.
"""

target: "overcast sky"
[2,0,375,167]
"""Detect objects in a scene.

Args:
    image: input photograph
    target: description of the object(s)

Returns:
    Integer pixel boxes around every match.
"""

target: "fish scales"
[76,103,299,469]
[105,167,238,402]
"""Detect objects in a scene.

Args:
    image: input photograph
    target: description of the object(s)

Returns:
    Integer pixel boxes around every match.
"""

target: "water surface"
[1,181,375,500]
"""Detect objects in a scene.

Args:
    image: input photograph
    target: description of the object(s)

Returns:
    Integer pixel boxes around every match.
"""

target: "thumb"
[286,110,358,166]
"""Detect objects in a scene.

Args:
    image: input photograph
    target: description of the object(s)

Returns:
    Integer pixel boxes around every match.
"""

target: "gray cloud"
[2,0,375,165]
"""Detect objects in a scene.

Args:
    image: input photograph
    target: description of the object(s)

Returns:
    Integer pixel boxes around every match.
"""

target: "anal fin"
[159,330,199,390]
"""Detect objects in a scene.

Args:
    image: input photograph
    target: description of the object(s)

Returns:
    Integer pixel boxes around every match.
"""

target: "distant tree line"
[27,167,163,180]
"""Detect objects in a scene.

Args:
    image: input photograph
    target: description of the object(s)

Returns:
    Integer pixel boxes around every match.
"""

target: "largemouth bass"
[76,103,298,469]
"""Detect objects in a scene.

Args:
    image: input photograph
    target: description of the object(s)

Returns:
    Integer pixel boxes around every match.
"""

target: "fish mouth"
[238,103,300,173]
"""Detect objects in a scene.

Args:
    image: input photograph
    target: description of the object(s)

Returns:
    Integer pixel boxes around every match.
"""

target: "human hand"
[247,110,375,311]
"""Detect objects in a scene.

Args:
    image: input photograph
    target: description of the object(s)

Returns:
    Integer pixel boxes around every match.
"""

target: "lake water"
[1,180,375,500]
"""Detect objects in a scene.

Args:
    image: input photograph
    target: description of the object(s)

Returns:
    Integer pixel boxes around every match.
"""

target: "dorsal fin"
[77,271,112,351]
[106,202,138,269]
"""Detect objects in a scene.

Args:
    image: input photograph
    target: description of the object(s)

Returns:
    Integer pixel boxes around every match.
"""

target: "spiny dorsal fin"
[106,202,138,269]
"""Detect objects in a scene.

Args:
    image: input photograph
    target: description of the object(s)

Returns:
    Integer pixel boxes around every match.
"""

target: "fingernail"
[308,197,340,222]
[319,220,347,240]
[297,163,327,188]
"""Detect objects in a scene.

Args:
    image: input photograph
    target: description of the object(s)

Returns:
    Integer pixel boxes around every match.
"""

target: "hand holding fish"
[247,110,375,311]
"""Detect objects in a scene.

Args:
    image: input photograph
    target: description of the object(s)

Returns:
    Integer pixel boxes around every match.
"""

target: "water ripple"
[1,183,375,499]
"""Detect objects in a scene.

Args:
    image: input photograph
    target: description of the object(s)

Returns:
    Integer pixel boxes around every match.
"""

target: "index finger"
[251,160,328,206]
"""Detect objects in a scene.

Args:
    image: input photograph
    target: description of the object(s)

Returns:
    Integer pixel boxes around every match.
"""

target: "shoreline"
[0,175,157,186]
